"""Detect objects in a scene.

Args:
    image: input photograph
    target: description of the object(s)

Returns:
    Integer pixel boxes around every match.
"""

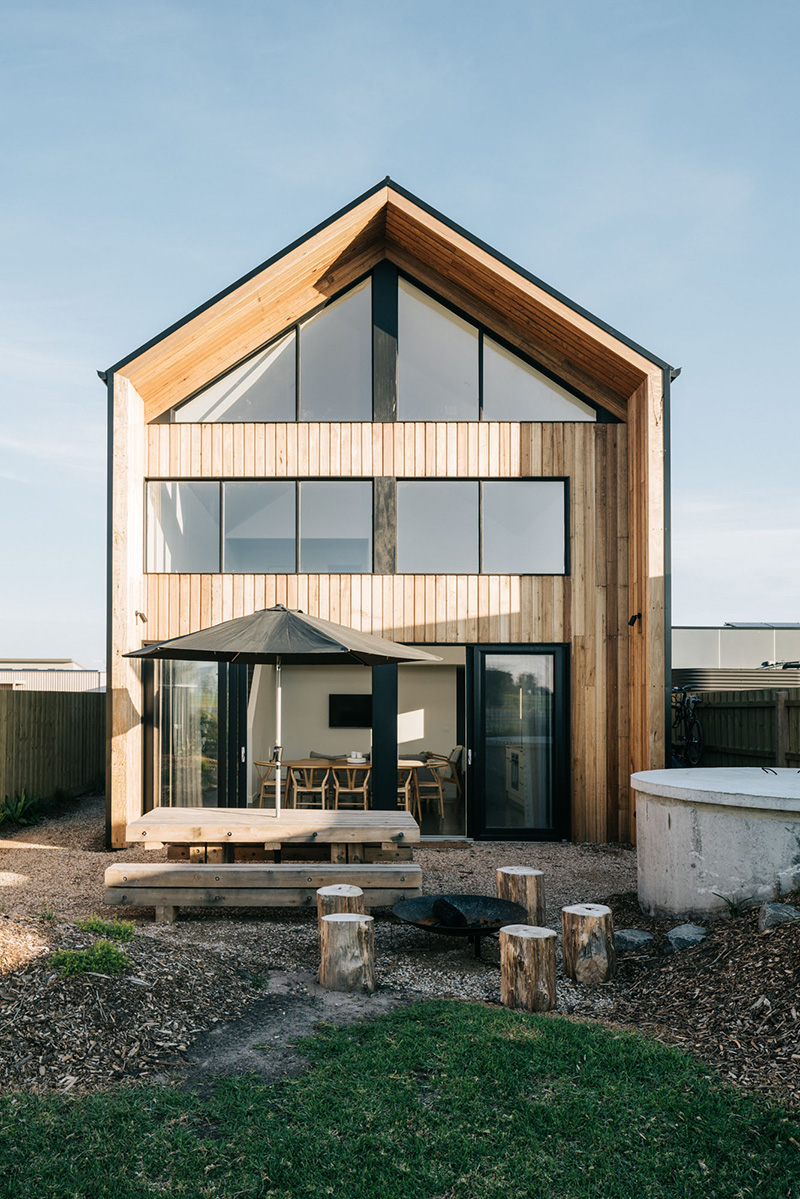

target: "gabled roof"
[106,178,670,423]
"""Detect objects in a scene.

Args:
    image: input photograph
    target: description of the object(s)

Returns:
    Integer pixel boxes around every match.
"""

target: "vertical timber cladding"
[627,372,668,836]
[142,419,632,843]
[107,374,146,847]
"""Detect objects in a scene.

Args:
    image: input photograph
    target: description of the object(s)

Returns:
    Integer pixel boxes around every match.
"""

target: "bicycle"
[671,685,704,766]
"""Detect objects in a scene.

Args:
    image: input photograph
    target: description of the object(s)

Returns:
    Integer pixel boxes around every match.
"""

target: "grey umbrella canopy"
[125,606,440,814]
[124,605,441,666]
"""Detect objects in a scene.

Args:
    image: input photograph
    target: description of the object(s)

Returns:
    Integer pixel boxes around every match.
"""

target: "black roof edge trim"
[105,177,391,376]
[105,175,672,378]
[383,179,673,373]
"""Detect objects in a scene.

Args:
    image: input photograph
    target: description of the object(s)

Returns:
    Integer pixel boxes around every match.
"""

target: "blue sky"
[1,0,798,668]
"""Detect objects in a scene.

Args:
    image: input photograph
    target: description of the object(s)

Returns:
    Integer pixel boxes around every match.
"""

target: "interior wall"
[247,661,459,785]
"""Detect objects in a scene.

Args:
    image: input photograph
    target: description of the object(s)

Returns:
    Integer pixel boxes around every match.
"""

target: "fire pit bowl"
[393,893,528,958]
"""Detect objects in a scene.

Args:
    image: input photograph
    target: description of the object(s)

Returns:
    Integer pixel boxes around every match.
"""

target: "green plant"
[1,790,40,825]
[40,906,56,922]
[75,915,135,942]
[712,891,754,916]
[49,940,129,977]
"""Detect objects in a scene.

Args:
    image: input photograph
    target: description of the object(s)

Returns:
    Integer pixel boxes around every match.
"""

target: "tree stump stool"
[496,866,546,926]
[561,903,616,983]
[318,912,376,993]
[499,924,557,1012]
[316,883,365,933]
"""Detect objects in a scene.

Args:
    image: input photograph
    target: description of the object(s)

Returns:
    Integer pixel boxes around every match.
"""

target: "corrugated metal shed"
[672,667,800,692]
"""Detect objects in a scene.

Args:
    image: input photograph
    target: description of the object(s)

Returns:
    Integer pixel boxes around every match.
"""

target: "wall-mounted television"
[329,693,372,729]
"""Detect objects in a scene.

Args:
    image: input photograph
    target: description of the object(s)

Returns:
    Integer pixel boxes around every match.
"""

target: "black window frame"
[144,478,376,574]
[394,477,571,576]
[165,266,614,425]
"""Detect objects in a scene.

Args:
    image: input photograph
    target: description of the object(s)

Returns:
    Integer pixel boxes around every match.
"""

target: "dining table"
[278,758,425,810]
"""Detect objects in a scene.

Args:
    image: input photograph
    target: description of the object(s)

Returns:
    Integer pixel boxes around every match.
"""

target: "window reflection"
[397,481,478,573]
[300,481,373,572]
[147,482,220,573]
[398,279,478,420]
[224,481,296,572]
[299,281,372,421]
[158,661,219,807]
[482,481,566,574]
[175,332,296,422]
[483,337,595,422]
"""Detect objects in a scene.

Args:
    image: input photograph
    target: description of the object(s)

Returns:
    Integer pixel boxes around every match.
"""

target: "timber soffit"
[101,177,673,410]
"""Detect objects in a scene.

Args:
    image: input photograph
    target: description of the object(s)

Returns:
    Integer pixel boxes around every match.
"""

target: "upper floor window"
[174,280,372,423]
[482,336,595,421]
[147,480,372,573]
[147,482,220,572]
[169,269,601,425]
[396,480,567,575]
[298,281,372,421]
[397,279,478,420]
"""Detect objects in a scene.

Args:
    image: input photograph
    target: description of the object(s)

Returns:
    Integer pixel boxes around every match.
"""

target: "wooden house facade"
[104,180,672,849]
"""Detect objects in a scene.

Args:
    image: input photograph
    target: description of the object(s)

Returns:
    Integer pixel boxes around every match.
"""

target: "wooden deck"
[126,805,420,848]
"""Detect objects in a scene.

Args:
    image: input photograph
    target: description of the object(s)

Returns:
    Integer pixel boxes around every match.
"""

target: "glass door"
[468,646,569,840]
[153,660,248,808]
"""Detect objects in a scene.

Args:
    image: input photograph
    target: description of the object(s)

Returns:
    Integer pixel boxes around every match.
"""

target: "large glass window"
[397,482,479,573]
[166,269,603,425]
[299,280,372,421]
[174,332,296,422]
[483,337,595,422]
[224,481,296,572]
[300,481,372,572]
[398,279,479,420]
[482,481,567,574]
[147,482,220,572]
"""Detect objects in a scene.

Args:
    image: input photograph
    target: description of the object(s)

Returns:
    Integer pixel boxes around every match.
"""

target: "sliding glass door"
[468,646,569,840]
[147,660,248,809]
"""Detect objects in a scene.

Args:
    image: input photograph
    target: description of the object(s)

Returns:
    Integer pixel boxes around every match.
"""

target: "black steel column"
[372,260,398,422]
[371,662,398,810]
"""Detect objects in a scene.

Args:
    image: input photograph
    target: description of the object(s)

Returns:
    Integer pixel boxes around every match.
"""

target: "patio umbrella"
[125,605,440,813]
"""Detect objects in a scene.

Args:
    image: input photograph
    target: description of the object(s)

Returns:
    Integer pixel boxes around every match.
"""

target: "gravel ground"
[0,795,797,1111]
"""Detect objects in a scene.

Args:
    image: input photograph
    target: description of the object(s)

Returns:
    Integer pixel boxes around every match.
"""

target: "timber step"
[104,861,422,923]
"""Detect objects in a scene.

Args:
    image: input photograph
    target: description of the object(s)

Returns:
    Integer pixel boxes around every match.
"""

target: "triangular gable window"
[174,279,371,423]
[175,331,296,422]
[482,337,595,421]
[170,271,597,423]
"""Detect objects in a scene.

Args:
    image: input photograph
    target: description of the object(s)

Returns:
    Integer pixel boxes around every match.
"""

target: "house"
[104,179,672,849]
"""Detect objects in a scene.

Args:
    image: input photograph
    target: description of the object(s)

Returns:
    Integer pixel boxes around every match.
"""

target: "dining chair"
[288,765,330,809]
[253,760,279,808]
[414,759,447,820]
[331,764,371,810]
[396,765,420,821]
[425,746,463,798]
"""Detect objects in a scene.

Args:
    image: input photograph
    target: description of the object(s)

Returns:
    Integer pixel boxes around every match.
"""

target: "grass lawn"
[1,1001,798,1199]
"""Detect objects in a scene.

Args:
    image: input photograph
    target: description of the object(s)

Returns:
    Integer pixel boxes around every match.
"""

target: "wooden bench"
[104,862,422,923]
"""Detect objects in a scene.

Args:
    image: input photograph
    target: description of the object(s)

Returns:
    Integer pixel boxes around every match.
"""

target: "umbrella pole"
[274,658,282,817]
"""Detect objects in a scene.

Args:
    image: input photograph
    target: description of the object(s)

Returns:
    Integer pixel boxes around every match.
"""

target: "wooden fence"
[0,691,105,800]
[691,689,800,768]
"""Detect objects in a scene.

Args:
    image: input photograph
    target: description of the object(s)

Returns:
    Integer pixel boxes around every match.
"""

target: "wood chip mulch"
[0,919,269,1093]
[576,891,800,1110]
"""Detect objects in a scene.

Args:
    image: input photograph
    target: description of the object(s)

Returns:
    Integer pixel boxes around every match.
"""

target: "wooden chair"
[288,765,330,810]
[425,746,463,798]
[253,760,279,808]
[414,760,447,821]
[397,766,420,821]
[331,765,371,810]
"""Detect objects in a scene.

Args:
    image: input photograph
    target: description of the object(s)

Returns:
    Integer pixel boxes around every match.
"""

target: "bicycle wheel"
[684,717,703,766]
